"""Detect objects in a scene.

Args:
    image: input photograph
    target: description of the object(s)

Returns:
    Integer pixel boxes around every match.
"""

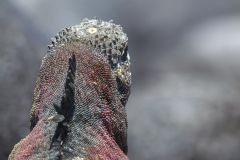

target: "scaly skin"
[9,18,131,160]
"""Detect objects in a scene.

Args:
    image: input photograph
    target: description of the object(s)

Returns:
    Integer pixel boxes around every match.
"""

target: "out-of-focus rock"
[0,1,47,159]
[127,15,240,160]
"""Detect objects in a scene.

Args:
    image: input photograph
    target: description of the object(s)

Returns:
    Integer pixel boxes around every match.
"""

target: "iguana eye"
[121,46,130,62]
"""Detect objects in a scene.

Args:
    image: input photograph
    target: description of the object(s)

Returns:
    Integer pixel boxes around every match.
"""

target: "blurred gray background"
[1,0,240,159]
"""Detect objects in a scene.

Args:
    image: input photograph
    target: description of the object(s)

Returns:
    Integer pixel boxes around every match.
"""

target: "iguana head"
[48,18,131,85]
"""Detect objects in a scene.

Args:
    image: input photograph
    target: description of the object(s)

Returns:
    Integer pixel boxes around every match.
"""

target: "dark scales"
[50,54,76,149]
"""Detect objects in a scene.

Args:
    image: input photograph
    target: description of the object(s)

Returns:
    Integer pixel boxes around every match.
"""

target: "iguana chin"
[9,18,131,160]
